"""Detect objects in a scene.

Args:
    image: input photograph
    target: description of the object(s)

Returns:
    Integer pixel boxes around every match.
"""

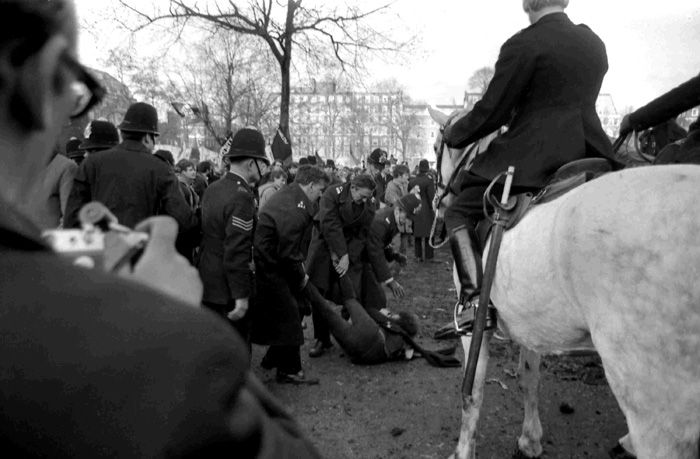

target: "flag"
[271,127,293,164]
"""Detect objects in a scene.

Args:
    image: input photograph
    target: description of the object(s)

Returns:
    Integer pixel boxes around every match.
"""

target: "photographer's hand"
[122,216,203,307]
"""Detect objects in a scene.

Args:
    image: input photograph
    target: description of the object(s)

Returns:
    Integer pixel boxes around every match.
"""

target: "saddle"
[474,158,613,250]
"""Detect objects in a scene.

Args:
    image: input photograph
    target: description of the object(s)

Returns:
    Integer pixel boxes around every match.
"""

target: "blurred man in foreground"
[0,1,319,456]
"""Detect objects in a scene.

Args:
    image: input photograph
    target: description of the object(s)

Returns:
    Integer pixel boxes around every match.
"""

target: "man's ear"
[1,35,67,131]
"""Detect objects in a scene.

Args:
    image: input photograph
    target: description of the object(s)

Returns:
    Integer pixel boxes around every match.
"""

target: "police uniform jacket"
[408,173,435,238]
[198,172,257,305]
[0,198,320,458]
[365,206,401,284]
[250,183,314,346]
[64,140,197,230]
[444,13,614,188]
[306,182,376,293]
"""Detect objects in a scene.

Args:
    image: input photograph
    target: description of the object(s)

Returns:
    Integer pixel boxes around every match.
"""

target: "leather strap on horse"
[462,167,515,400]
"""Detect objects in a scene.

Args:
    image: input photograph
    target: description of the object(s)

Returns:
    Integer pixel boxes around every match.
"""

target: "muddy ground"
[252,246,627,458]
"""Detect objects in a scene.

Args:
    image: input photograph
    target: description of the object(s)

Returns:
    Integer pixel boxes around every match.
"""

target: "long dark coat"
[64,140,197,231]
[198,172,257,306]
[361,206,401,309]
[408,172,435,238]
[306,183,376,297]
[444,13,616,187]
[250,183,314,346]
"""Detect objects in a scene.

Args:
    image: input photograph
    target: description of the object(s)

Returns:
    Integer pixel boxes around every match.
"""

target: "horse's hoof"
[512,447,539,459]
[608,442,637,459]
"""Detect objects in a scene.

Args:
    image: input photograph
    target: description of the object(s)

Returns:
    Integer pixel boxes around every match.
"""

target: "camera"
[44,202,148,272]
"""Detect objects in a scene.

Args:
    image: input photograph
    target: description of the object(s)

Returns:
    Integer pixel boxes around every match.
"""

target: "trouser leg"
[414,237,422,259]
[425,239,434,260]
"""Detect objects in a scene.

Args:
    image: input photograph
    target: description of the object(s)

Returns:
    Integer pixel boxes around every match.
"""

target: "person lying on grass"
[304,277,459,367]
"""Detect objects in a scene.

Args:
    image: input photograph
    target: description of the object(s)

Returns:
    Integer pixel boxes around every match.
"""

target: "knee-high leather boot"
[449,226,481,306]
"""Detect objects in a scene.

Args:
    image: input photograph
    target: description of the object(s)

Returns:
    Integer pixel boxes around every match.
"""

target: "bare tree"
[119,0,404,152]
[166,31,279,145]
[468,66,495,95]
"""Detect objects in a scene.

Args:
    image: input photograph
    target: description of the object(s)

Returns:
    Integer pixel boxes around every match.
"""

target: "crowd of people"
[2,0,699,457]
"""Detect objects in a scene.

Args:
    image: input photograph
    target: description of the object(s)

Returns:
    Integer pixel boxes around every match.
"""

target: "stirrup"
[453,291,497,336]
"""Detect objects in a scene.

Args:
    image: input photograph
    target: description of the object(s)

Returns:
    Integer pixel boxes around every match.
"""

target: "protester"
[367,148,388,204]
[193,160,213,200]
[64,102,198,231]
[0,1,319,456]
[175,159,199,211]
[305,174,377,357]
[408,159,435,262]
[79,119,119,158]
[251,166,330,385]
[198,128,269,345]
[384,164,412,253]
[258,167,288,210]
[361,193,421,310]
[287,161,299,183]
[153,148,175,169]
[441,0,615,311]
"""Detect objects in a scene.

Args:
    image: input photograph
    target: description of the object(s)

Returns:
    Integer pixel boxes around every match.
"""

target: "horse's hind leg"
[450,332,493,459]
[516,347,543,458]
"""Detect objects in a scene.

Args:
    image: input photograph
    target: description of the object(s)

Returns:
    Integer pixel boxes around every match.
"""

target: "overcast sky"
[76,0,700,111]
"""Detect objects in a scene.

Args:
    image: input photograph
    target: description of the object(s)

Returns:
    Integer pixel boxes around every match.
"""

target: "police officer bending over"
[0,1,319,456]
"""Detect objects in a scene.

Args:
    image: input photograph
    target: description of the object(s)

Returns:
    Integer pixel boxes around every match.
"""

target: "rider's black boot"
[449,226,496,332]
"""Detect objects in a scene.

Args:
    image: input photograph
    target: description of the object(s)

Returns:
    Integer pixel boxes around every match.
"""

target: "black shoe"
[260,356,276,370]
[276,370,320,385]
[308,340,332,358]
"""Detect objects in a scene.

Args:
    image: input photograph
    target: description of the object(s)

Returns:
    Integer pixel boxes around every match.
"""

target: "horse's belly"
[490,201,592,353]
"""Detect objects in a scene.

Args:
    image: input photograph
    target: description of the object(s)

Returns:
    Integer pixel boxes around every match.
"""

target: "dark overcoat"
[306,183,375,296]
[250,183,314,346]
[361,206,401,309]
[64,140,197,230]
[198,172,257,306]
[408,173,435,238]
[0,198,320,458]
[444,13,615,187]
[629,73,700,131]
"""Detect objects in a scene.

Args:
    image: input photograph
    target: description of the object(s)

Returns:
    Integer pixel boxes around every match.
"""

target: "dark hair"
[197,160,213,173]
[390,311,419,337]
[294,165,329,186]
[269,168,288,181]
[175,159,194,173]
[350,173,376,191]
[392,164,410,178]
[0,1,69,62]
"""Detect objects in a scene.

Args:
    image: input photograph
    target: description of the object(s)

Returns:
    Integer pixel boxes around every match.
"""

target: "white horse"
[427,107,700,459]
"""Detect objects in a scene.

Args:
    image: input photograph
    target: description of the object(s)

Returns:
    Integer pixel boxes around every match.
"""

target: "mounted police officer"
[305,174,377,357]
[64,102,198,232]
[441,0,615,312]
[367,148,388,204]
[198,128,269,345]
[250,165,330,384]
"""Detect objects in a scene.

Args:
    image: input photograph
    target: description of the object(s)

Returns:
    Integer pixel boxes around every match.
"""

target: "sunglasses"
[62,53,106,119]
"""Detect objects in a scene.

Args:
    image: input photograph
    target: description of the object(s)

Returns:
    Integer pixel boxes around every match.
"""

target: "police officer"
[362,193,422,310]
[306,174,377,357]
[64,102,198,232]
[251,166,330,384]
[198,128,269,345]
[65,137,84,165]
[367,148,388,204]
[78,119,119,156]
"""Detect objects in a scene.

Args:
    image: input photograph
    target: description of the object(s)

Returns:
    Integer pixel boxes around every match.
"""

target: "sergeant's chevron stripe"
[231,216,253,231]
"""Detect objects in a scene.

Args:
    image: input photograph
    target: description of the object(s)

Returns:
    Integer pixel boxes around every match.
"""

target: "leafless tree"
[119,0,405,152]
[166,31,279,145]
[468,66,495,95]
